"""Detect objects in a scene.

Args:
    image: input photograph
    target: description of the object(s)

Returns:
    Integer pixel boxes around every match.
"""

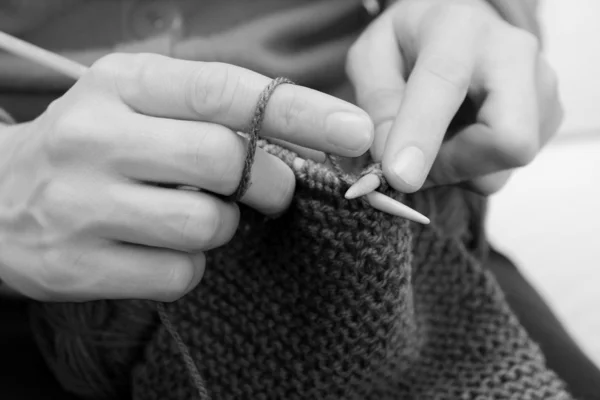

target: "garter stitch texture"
[29,79,574,400]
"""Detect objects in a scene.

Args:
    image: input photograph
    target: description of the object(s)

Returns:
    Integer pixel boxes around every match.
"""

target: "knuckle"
[89,53,133,82]
[502,27,540,54]
[42,179,70,210]
[517,30,541,53]
[421,55,471,92]
[357,87,403,123]
[45,105,98,159]
[191,127,244,194]
[498,131,539,167]
[278,89,310,135]
[345,40,366,79]
[436,2,478,19]
[185,63,240,119]
[36,248,84,300]
[473,171,513,196]
[38,179,92,234]
[539,61,562,102]
[426,2,483,30]
[540,61,559,89]
[113,53,167,102]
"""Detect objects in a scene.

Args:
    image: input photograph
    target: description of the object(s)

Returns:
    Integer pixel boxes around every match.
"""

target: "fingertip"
[156,252,206,302]
[383,145,427,193]
[184,252,206,294]
[209,200,240,249]
[242,151,295,216]
[325,110,374,156]
[467,170,513,196]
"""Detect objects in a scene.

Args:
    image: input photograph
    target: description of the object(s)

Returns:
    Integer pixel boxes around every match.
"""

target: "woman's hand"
[347,0,563,194]
[0,53,373,302]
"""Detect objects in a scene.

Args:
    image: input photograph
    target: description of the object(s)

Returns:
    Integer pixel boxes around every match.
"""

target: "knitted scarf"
[28,81,573,400]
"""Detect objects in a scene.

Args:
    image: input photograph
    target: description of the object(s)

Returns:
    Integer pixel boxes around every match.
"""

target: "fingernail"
[392,146,425,187]
[325,112,373,153]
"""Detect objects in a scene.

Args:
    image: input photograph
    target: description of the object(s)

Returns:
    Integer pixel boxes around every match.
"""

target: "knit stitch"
[129,148,572,400]
[28,83,573,400]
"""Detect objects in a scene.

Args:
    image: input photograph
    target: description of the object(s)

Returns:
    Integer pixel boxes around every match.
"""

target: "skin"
[0,54,373,301]
[0,0,563,302]
[346,0,563,195]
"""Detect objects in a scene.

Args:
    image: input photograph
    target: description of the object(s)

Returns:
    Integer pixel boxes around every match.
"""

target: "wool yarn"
[28,80,574,399]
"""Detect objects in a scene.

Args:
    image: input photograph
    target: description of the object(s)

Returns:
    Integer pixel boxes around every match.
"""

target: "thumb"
[345,15,407,162]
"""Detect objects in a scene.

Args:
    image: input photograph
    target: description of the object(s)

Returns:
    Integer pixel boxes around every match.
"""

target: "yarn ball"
[30,299,158,399]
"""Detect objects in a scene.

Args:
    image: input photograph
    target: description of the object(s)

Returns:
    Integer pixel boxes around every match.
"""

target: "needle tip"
[345,173,381,199]
[365,191,430,225]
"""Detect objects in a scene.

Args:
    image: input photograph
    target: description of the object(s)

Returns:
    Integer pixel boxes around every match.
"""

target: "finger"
[423,165,513,196]
[474,31,540,170]
[53,243,205,302]
[427,30,540,187]
[427,124,507,185]
[92,53,373,157]
[465,169,514,196]
[112,114,295,215]
[345,14,406,161]
[537,56,564,145]
[88,182,239,253]
[266,138,327,163]
[381,21,476,192]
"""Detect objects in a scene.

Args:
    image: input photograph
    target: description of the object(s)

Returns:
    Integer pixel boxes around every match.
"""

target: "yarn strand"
[156,77,294,399]
[158,77,392,399]
[229,77,294,201]
[157,303,212,400]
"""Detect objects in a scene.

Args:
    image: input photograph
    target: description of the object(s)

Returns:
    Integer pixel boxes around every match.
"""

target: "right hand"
[0,53,373,302]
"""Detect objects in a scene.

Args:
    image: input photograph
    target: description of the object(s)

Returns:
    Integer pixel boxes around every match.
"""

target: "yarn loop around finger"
[228,77,295,202]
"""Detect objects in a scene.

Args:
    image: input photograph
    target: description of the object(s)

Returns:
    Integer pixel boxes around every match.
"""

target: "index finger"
[92,53,374,157]
[382,25,476,192]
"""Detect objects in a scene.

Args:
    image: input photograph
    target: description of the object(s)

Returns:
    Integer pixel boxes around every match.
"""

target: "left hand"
[346,0,563,195]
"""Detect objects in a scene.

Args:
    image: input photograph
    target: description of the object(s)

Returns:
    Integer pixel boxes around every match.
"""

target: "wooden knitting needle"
[345,173,381,199]
[345,172,382,199]
[0,31,87,79]
[0,30,430,225]
[293,159,429,224]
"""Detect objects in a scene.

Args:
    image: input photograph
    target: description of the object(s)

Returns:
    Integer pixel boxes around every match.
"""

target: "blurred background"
[487,0,600,367]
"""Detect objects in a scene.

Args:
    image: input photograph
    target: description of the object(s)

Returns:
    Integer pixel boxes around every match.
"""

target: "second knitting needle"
[0,30,429,225]
[0,31,87,79]
[345,173,381,199]
[293,159,429,224]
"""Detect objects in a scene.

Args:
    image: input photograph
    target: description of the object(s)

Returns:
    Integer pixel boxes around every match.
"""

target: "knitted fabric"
[137,150,573,400]
[28,77,573,399]
[29,141,573,399]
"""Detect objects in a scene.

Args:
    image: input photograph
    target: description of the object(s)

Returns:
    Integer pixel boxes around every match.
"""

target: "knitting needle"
[0,31,87,79]
[292,159,429,224]
[345,172,382,199]
[0,30,430,224]
[345,173,381,199]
